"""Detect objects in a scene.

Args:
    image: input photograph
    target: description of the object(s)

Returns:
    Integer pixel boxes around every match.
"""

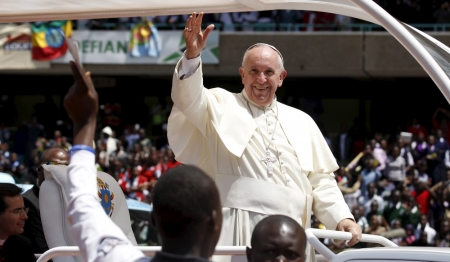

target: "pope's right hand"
[184,12,215,59]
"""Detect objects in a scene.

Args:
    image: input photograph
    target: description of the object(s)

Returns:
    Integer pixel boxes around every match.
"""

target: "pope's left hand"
[336,218,361,246]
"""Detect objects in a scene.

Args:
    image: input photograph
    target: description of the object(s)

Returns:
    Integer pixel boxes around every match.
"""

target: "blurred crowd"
[71,1,450,32]
[316,107,450,249]
[3,103,450,248]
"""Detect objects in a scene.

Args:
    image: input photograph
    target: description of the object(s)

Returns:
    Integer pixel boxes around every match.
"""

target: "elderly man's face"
[239,46,287,106]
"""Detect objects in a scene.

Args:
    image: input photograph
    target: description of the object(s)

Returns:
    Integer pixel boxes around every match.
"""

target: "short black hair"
[0,183,22,213]
[251,215,306,249]
[152,165,220,237]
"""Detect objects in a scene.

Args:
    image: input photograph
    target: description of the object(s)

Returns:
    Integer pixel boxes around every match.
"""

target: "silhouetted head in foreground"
[247,215,306,262]
[151,165,222,259]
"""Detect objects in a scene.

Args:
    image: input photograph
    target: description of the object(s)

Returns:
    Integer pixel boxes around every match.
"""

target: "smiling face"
[248,219,306,262]
[239,45,287,106]
[0,195,28,239]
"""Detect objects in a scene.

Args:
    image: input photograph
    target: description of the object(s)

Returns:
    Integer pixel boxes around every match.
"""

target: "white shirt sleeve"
[178,53,201,80]
[66,150,147,262]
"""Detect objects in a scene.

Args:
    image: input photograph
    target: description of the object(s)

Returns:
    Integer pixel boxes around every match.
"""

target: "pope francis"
[167,12,361,260]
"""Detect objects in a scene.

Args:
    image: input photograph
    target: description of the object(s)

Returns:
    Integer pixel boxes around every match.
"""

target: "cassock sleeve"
[306,118,354,231]
[168,58,241,177]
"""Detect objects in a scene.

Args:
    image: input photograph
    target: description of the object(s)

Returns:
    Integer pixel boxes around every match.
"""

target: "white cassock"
[168,55,353,261]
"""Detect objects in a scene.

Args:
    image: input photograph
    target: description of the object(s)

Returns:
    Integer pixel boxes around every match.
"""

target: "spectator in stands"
[434,1,450,23]
[0,183,35,262]
[416,160,431,185]
[335,14,353,31]
[219,13,237,31]
[365,214,386,235]
[353,206,368,233]
[118,164,150,202]
[246,215,306,262]
[46,130,62,148]
[366,200,389,230]
[404,224,416,246]
[404,197,421,227]
[385,145,407,187]
[21,147,69,254]
[407,118,428,140]
[412,181,436,216]
[431,131,449,184]
[432,107,450,142]
[436,220,450,247]
[138,128,152,150]
[125,124,140,151]
[7,153,19,173]
[337,170,361,209]
[415,214,436,246]
[383,190,407,226]
[275,10,302,31]
[255,11,276,31]
[398,137,415,169]
[389,220,404,245]
[360,156,382,197]
[236,12,258,31]
[412,132,429,161]
[12,164,30,184]
[359,182,384,216]
[101,126,118,159]
[371,139,387,173]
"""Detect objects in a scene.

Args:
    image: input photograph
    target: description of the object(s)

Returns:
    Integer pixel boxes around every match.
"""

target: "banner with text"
[52,30,219,64]
[0,24,50,69]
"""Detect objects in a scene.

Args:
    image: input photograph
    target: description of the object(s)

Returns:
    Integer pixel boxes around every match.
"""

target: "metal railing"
[36,246,247,262]
[305,228,397,261]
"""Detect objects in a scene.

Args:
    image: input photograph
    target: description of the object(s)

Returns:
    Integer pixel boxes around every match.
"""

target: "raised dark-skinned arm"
[63,61,98,147]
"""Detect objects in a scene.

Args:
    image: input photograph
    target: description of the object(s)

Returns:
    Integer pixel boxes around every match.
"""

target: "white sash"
[215,173,312,227]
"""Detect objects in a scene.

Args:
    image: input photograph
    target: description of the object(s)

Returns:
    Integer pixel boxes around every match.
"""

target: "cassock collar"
[241,89,277,111]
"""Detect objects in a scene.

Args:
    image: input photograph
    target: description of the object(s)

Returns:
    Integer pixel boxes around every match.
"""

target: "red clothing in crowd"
[118,170,150,202]
[140,165,157,181]
[406,125,428,139]
[432,119,450,144]
[411,189,431,215]
[168,160,181,169]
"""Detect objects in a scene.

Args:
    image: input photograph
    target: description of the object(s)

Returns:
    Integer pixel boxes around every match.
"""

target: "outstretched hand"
[64,61,98,146]
[184,12,215,59]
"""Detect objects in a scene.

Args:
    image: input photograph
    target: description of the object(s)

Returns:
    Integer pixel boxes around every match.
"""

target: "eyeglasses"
[12,207,29,216]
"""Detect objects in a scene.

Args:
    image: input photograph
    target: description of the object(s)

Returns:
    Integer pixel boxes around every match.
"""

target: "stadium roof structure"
[1,0,450,102]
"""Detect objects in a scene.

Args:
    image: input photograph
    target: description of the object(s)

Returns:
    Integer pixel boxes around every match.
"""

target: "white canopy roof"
[1,0,450,103]
[0,0,378,24]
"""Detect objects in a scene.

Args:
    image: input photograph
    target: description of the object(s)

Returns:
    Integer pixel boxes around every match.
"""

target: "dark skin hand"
[64,61,98,146]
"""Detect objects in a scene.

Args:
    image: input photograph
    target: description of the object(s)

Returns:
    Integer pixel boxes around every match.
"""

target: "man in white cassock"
[168,13,362,261]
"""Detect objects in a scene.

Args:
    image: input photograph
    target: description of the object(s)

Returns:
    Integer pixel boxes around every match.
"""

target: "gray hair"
[241,43,284,71]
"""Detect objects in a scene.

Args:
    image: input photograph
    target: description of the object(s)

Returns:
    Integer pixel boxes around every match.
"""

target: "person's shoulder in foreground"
[246,215,307,262]
[150,165,222,262]
[0,183,36,262]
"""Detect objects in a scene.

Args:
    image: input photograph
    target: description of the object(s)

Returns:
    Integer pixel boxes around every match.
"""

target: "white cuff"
[179,53,200,79]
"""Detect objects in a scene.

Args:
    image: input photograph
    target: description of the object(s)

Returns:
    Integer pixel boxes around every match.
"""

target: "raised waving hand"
[184,12,215,59]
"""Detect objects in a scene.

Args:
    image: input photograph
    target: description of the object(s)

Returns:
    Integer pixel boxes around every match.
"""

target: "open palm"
[184,12,215,59]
